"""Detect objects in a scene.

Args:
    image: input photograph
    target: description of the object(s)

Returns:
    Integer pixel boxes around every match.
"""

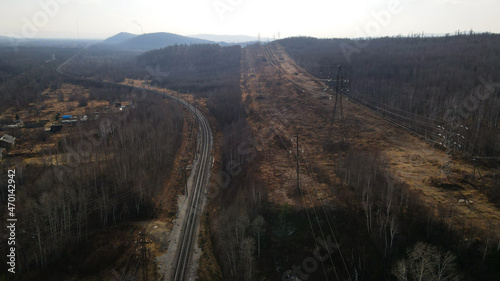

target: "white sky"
[1,0,499,39]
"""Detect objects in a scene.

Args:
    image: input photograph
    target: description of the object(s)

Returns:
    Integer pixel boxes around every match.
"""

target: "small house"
[0,134,16,150]
[0,148,5,159]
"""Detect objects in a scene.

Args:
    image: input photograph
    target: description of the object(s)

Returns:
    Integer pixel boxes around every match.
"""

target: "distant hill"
[96,32,214,51]
[190,34,257,43]
[101,32,138,45]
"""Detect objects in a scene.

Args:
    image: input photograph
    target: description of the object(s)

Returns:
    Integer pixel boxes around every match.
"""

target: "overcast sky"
[1,0,499,40]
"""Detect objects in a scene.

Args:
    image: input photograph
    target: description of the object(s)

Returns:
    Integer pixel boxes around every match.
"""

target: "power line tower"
[437,125,459,181]
[291,130,305,195]
[137,232,151,281]
[323,65,349,150]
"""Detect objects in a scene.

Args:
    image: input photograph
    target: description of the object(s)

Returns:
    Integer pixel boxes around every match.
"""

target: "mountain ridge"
[189,34,257,43]
[101,32,138,45]
[97,32,214,51]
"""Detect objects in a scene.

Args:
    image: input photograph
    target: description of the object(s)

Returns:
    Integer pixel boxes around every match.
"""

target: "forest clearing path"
[244,42,500,240]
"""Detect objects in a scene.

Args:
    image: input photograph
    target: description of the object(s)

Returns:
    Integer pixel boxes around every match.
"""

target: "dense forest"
[63,43,256,279]
[137,44,244,128]
[0,47,77,114]
[0,73,183,276]
[65,44,244,128]
[279,34,500,158]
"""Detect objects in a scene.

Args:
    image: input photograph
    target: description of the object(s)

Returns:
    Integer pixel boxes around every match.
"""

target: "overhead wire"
[262,44,353,280]
[252,45,334,280]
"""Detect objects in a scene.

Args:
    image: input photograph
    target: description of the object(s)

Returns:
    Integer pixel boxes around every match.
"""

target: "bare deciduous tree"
[240,237,256,281]
[251,215,265,259]
[393,242,461,281]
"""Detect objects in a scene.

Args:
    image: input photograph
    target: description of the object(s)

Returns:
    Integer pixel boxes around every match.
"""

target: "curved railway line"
[57,53,213,281]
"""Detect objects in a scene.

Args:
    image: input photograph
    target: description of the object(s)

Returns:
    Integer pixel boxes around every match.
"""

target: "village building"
[0,134,16,150]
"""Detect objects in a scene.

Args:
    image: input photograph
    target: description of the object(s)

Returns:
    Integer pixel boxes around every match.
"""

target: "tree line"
[0,46,77,114]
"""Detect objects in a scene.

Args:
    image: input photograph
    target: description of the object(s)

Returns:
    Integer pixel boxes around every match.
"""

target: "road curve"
[57,54,213,281]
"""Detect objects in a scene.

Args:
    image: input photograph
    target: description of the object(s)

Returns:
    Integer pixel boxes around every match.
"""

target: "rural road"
[57,54,214,281]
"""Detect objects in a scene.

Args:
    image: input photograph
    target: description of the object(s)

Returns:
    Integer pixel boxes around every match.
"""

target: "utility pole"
[296,131,300,194]
[339,73,345,144]
[138,232,151,281]
[183,160,188,196]
[472,158,482,179]
[76,20,80,41]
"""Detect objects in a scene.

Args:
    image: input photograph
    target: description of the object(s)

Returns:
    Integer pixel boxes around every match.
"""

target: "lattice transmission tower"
[321,65,350,150]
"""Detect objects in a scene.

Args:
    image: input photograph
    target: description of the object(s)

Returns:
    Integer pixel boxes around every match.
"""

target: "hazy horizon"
[3,31,499,43]
[1,0,499,41]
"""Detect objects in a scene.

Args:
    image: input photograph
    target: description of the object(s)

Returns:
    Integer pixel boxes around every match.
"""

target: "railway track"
[171,98,213,281]
[57,53,213,281]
